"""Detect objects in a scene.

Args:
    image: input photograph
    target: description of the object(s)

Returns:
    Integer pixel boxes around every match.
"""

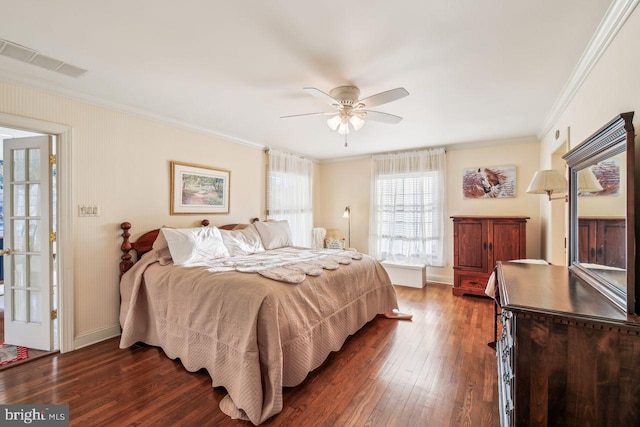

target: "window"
[369,148,445,266]
[266,150,314,247]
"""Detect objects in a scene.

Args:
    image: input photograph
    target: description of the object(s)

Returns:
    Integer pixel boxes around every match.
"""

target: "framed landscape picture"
[170,161,230,214]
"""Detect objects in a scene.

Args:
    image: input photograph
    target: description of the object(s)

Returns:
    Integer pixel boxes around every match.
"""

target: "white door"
[3,136,53,350]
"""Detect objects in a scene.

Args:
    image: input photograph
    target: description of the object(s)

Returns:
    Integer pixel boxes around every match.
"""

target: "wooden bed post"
[120,222,133,278]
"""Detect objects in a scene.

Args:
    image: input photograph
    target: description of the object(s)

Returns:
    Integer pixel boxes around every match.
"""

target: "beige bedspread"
[119,249,398,425]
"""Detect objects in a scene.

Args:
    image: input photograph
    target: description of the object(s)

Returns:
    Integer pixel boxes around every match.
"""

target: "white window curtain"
[267,149,314,247]
[369,148,446,266]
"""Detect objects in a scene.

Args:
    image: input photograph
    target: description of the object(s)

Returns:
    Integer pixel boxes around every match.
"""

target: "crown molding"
[318,135,538,164]
[537,0,639,140]
[0,67,267,151]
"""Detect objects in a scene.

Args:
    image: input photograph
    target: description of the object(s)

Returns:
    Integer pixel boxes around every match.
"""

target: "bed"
[118,219,398,425]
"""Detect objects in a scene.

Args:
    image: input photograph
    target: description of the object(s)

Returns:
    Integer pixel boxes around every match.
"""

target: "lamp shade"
[526,170,567,195]
[577,168,603,194]
[343,206,350,218]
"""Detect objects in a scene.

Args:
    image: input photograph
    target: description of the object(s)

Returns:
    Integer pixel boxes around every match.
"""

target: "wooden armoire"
[578,217,626,268]
[451,215,528,296]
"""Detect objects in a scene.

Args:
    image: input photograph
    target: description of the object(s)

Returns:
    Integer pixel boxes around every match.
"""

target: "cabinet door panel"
[455,220,487,270]
[490,221,525,267]
[578,220,597,263]
[597,219,625,268]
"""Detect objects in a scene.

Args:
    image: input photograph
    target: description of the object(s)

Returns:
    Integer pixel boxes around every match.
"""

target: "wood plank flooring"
[0,283,499,426]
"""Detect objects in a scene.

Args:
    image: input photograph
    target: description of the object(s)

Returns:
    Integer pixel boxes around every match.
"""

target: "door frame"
[551,139,569,266]
[0,112,74,353]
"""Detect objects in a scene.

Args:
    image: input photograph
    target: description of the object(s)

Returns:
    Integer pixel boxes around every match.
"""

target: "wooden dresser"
[451,215,528,296]
[495,262,640,427]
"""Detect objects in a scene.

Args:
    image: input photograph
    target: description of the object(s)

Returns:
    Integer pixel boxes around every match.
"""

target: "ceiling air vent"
[0,41,36,63]
[0,38,88,78]
[55,63,88,78]
[29,53,64,71]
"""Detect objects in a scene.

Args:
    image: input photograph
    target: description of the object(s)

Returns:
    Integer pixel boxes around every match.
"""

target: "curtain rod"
[370,146,447,158]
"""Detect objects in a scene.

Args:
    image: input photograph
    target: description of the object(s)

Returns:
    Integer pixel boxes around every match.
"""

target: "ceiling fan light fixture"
[337,122,350,135]
[286,85,409,142]
[349,115,365,131]
[326,115,341,131]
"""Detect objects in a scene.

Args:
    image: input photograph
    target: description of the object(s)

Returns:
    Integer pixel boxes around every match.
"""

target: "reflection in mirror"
[563,112,637,314]
[576,152,626,293]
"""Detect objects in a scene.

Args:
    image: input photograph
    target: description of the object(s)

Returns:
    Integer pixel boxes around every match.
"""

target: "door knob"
[0,248,12,256]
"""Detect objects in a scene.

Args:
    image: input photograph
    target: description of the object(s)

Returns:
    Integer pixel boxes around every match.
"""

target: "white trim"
[0,113,74,353]
[0,68,266,152]
[319,136,539,164]
[537,0,640,140]
[57,130,75,353]
[425,272,453,286]
[73,325,120,350]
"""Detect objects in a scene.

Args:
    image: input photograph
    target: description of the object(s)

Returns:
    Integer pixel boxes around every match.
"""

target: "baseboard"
[426,273,453,286]
[73,325,121,350]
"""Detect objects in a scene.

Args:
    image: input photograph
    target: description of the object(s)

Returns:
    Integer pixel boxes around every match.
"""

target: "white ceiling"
[0,1,614,160]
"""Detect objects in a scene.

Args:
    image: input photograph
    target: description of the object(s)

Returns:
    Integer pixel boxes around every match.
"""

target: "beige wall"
[0,80,265,347]
[316,139,542,284]
[315,157,372,252]
[5,4,637,349]
[539,5,640,263]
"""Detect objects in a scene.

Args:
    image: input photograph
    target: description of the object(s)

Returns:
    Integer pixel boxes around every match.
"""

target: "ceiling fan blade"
[360,110,403,124]
[280,111,338,119]
[357,87,409,108]
[303,87,341,108]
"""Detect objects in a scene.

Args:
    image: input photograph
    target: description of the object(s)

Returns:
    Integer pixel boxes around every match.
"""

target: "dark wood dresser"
[495,261,640,427]
[451,215,528,297]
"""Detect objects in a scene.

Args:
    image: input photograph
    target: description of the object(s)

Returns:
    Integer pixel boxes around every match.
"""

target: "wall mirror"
[563,112,637,314]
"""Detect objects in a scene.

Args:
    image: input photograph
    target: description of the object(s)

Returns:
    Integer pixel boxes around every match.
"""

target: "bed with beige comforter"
[119,247,397,425]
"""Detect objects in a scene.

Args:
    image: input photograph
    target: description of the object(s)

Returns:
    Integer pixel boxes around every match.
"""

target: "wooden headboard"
[119,218,260,278]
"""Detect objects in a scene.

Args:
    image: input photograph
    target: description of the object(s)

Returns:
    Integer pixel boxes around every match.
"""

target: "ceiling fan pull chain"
[344,132,348,147]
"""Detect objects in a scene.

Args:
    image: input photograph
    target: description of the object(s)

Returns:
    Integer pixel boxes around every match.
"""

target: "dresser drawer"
[455,272,491,290]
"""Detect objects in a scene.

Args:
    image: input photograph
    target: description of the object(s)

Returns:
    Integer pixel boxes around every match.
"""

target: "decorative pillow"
[254,220,294,250]
[325,238,345,250]
[161,227,229,266]
[219,224,265,256]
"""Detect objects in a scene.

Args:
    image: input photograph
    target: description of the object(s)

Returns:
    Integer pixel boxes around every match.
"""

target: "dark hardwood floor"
[0,283,499,426]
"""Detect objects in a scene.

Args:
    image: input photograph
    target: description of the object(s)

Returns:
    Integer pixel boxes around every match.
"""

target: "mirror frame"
[563,112,637,314]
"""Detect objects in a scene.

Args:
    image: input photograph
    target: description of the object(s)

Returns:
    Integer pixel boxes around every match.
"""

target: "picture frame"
[462,165,516,199]
[170,161,230,214]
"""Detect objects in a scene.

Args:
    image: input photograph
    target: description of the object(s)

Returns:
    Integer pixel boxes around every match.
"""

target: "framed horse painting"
[462,165,516,199]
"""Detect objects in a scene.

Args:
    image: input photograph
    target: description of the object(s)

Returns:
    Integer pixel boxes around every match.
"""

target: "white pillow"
[161,227,229,266]
[219,224,265,256]
[254,220,294,250]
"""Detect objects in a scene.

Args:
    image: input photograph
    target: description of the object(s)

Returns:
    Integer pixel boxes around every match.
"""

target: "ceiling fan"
[281,86,409,146]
